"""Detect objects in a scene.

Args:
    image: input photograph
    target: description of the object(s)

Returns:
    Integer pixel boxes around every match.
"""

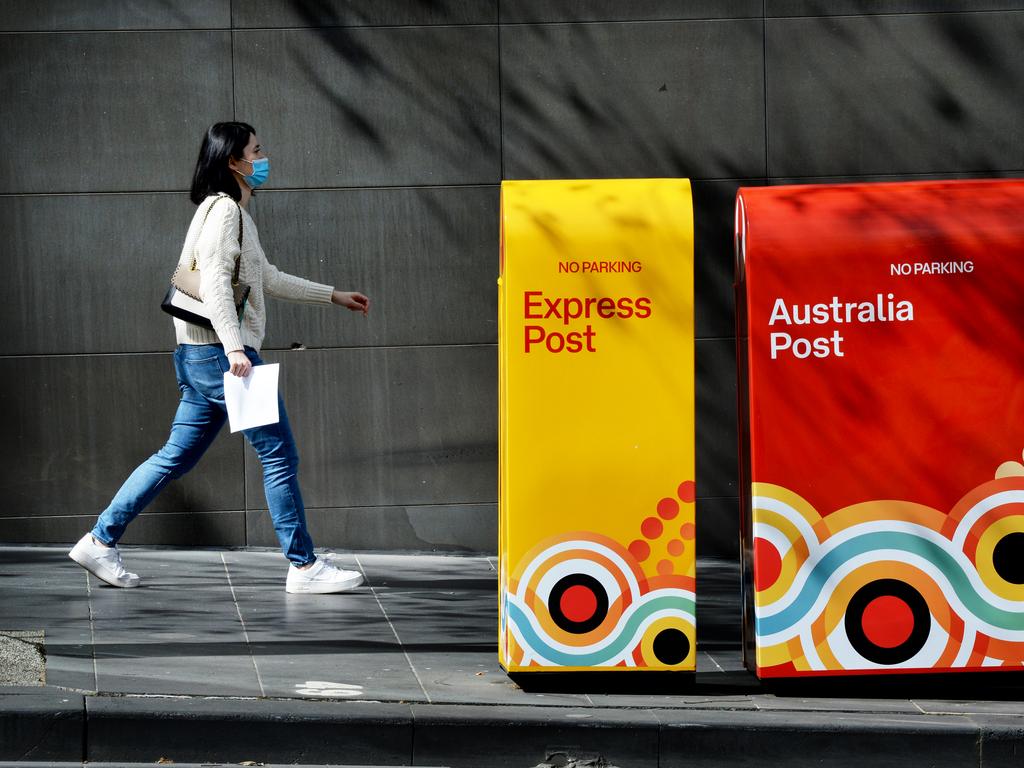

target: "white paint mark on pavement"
[295,680,364,697]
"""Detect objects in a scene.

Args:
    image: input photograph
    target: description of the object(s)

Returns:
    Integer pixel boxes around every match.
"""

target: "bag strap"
[189,193,245,286]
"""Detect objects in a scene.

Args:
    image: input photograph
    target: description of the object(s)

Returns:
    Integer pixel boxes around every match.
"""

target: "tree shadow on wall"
[281,0,499,175]
[501,20,763,181]
[769,13,1023,177]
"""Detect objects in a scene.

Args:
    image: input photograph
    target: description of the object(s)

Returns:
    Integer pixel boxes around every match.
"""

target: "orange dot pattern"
[658,498,679,520]
[627,480,696,573]
[628,539,651,562]
[678,481,696,503]
[641,517,663,539]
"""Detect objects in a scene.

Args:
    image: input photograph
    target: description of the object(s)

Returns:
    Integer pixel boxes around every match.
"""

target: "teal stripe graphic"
[757,531,1024,637]
[507,594,695,666]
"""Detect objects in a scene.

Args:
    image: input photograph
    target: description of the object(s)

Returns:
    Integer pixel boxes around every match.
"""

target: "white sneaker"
[68,533,141,588]
[285,558,363,594]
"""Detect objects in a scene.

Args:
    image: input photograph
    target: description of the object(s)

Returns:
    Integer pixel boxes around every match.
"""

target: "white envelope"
[223,363,280,433]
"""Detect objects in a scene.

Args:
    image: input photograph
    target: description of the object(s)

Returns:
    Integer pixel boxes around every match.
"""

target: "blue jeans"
[92,344,316,566]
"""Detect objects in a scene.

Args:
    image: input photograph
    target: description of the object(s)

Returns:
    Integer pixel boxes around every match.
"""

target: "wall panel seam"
[6,176,894,198]
[766,171,1024,182]
[242,497,737,512]
[0,183,504,197]
[2,10,1021,33]
[0,24,513,36]
[498,18,764,27]
[243,502,498,513]
[762,0,769,179]
[764,9,1024,21]
[229,0,237,121]
[497,0,505,180]
[0,29,232,36]
[0,341,749,358]
[0,511,245,520]
[0,344,501,360]
[231,23,499,33]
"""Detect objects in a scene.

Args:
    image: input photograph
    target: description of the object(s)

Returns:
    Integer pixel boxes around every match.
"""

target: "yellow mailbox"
[498,179,697,672]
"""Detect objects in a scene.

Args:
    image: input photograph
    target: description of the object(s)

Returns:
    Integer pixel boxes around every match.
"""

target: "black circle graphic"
[547,574,609,634]
[652,628,691,665]
[844,579,930,666]
[993,532,1024,585]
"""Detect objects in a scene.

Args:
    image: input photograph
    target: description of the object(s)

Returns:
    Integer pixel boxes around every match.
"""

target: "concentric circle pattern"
[504,531,695,668]
[752,478,1024,675]
[550,574,608,633]
[844,580,930,665]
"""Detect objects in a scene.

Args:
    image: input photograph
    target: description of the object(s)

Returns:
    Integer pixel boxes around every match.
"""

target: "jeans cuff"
[89,530,116,547]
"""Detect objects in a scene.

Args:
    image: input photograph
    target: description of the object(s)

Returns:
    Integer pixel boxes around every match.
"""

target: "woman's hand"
[331,290,370,316]
[227,350,252,378]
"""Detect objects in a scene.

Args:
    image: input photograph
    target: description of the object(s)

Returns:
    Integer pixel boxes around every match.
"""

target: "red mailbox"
[736,179,1024,677]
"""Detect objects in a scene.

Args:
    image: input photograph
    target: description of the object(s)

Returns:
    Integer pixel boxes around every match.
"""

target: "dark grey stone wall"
[2,1,1023,555]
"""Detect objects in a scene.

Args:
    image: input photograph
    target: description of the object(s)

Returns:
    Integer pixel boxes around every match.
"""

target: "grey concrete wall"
[2,1,1023,556]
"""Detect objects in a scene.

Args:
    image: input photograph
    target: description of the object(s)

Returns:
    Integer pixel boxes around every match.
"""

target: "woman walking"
[69,121,370,594]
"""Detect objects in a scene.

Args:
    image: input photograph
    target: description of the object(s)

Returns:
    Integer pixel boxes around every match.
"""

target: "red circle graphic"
[754,538,783,592]
[559,584,599,624]
[862,595,915,649]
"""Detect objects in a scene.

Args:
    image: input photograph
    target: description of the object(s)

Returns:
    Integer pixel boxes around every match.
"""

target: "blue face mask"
[239,157,269,188]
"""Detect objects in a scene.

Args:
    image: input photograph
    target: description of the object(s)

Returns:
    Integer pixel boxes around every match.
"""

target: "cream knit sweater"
[173,194,335,353]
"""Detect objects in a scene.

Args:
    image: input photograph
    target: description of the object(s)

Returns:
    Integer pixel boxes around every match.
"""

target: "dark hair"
[189,121,256,205]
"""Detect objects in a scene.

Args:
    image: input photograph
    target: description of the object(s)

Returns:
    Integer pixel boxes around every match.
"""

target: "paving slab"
[0,547,96,690]
[354,552,518,705]
[585,691,757,710]
[400,650,592,707]
[914,699,1024,716]
[223,550,426,702]
[753,695,923,714]
[700,648,747,673]
[355,552,497,591]
[0,764,437,768]
[34,626,96,692]
[86,550,261,697]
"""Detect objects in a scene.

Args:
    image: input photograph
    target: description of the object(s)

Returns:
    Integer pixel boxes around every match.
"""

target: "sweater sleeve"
[195,197,246,353]
[261,251,335,305]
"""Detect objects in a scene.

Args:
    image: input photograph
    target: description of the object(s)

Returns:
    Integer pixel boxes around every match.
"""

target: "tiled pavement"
[1,546,1022,767]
